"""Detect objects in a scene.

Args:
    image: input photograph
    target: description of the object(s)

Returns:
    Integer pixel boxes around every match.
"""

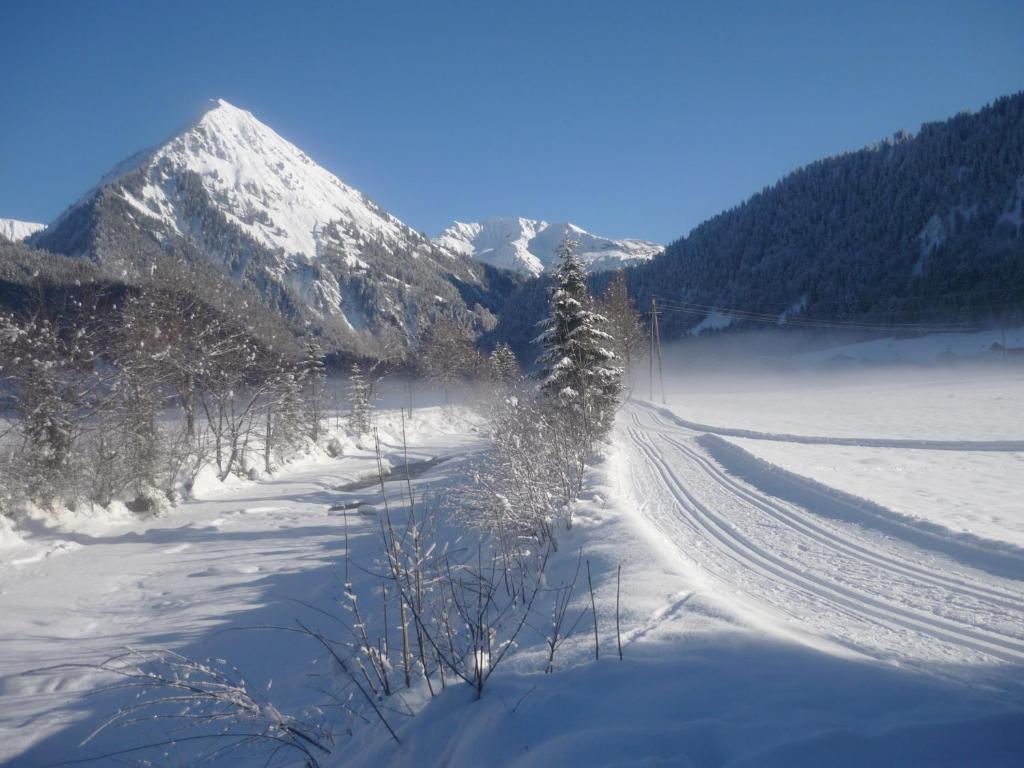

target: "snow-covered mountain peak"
[0,218,45,242]
[33,99,498,354]
[96,97,411,261]
[434,216,662,276]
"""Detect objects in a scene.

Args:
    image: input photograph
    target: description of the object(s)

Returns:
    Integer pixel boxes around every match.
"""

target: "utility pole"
[652,296,665,404]
[649,297,655,401]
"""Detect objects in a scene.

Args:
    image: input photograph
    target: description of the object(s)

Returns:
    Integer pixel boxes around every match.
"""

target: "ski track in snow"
[622,403,1024,685]
[3,399,1023,764]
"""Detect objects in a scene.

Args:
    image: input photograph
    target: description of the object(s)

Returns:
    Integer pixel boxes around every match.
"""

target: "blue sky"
[1,0,1022,243]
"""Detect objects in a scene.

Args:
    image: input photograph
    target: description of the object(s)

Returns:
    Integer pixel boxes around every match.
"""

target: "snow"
[913,205,978,276]
[795,327,1024,366]
[654,365,1024,442]
[777,295,807,323]
[434,217,663,276]
[0,515,26,551]
[914,213,945,275]
[0,406,484,765]
[44,98,446,330]
[0,218,44,242]
[3,377,1022,766]
[726,437,1024,549]
[996,174,1024,234]
[86,99,414,262]
[35,98,483,331]
[688,309,733,335]
[621,400,1024,667]
[344,383,1024,765]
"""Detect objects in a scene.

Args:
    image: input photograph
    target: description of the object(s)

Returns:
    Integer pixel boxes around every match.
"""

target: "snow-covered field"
[346,368,1024,765]
[727,438,1024,549]
[2,368,1023,766]
[0,408,486,765]
[656,365,1024,442]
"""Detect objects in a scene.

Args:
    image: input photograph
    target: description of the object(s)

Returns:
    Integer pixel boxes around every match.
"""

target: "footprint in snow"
[11,541,82,566]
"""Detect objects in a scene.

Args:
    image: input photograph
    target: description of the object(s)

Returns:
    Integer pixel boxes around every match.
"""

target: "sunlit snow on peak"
[125,98,411,260]
[434,216,663,276]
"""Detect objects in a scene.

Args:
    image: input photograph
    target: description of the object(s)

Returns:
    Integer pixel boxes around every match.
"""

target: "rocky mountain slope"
[28,99,513,356]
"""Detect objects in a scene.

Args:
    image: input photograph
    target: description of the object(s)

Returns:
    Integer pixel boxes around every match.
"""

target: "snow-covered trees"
[458,394,587,552]
[417,315,482,404]
[347,363,373,436]
[537,239,622,445]
[0,306,101,509]
[457,242,628,552]
[487,343,520,387]
[0,272,338,516]
[262,366,305,473]
[301,340,326,443]
[597,271,646,390]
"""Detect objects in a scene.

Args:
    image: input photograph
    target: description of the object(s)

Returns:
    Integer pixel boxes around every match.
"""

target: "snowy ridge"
[0,218,44,242]
[434,216,662,276]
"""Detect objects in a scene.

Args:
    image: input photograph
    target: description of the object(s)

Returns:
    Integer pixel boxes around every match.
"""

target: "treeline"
[0,255,324,517]
[0,234,646,525]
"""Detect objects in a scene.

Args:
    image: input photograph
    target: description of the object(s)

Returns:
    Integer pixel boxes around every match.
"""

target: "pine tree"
[347,363,373,436]
[487,343,520,386]
[264,363,305,472]
[301,339,326,442]
[537,239,622,443]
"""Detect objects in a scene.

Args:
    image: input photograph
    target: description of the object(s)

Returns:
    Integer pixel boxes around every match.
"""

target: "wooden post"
[652,297,665,404]
[649,297,656,401]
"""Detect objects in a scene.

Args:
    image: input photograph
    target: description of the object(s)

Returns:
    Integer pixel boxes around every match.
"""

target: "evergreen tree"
[487,343,520,386]
[264,363,305,472]
[537,239,622,443]
[301,339,326,442]
[347,363,373,436]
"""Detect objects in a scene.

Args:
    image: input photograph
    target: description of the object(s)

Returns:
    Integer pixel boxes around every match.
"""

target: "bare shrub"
[36,648,332,766]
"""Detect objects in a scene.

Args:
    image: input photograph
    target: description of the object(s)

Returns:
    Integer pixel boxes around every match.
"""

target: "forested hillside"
[613,91,1024,338]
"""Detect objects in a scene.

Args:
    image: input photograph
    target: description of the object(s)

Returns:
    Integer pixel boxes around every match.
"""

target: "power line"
[651,296,985,333]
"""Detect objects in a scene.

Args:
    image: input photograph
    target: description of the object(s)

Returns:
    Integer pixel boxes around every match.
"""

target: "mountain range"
[3,92,1023,361]
[434,218,661,276]
[6,99,654,358]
